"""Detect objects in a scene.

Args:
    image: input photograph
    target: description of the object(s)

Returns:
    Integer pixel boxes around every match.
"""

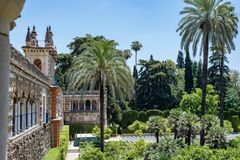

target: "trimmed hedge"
[122,110,139,128]
[60,125,69,159]
[138,111,148,122]
[69,124,99,137]
[146,109,163,119]
[231,115,240,132]
[44,125,69,160]
[163,110,170,118]
[44,148,62,160]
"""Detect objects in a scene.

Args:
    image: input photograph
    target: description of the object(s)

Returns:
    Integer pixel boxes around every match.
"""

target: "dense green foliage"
[122,110,139,128]
[231,116,240,132]
[44,148,62,160]
[60,125,70,159]
[136,56,177,110]
[144,137,183,160]
[146,109,163,119]
[44,125,69,160]
[184,52,193,93]
[127,120,146,135]
[138,111,148,122]
[79,144,106,160]
[92,126,113,139]
[176,51,184,69]
[180,85,219,115]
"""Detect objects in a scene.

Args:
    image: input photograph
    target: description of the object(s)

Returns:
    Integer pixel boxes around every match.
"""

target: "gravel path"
[66,141,79,160]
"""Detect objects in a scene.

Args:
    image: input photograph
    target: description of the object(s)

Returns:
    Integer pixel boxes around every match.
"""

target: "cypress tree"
[184,52,194,93]
[177,51,185,68]
[196,60,202,88]
[133,65,138,79]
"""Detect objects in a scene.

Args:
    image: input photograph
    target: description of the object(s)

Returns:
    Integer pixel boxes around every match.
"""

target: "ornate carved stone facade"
[7,26,63,160]
[63,91,107,127]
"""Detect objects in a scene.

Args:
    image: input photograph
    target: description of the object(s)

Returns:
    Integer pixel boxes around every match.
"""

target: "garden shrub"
[92,125,113,139]
[104,141,128,160]
[230,115,240,132]
[60,125,69,160]
[127,138,148,159]
[224,120,233,134]
[44,148,62,160]
[224,111,232,121]
[138,111,148,122]
[69,123,98,137]
[146,109,163,119]
[109,123,119,136]
[172,146,213,160]
[44,125,69,160]
[122,110,139,128]
[144,137,182,160]
[163,110,170,118]
[79,144,106,160]
[127,120,146,135]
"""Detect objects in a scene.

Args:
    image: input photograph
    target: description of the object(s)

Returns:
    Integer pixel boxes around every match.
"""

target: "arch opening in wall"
[85,100,91,110]
[92,100,97,110]
[33,59,42,70]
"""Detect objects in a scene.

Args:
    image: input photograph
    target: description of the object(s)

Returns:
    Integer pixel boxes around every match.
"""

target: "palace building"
[7,26,106,159]
[7,26,63,160]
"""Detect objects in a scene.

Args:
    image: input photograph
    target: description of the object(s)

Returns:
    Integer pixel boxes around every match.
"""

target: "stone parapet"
[7,125,51,160]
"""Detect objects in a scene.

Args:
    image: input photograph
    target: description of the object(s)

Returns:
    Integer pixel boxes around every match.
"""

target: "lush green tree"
[131,41,142,67]
[177,0,236,145]
[180,85,219,116]
[209,52,230,93]
[195,60,202,89]
[68,40,134,152]
[176,51,184,68]
[229,70,240,91]
[224,87,240,112]
[184,52,194,93]
[172,68,185,105]
[136,56,177,110]
[146,116,168,143]
[55,53,73,90]
[133,65,138,79]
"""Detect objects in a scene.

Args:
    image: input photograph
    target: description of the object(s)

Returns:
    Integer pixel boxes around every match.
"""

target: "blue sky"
[11,0,240,71]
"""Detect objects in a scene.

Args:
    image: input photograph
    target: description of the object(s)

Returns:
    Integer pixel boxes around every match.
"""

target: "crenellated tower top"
[22,25,57,84]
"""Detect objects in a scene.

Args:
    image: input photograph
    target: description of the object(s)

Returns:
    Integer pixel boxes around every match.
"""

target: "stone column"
[0,1,25,159]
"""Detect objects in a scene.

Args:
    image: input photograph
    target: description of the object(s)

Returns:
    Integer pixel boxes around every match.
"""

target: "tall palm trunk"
[220,49,225,127]
[200,31,209,146]
[99,79,105,152]
[135,51,138,67]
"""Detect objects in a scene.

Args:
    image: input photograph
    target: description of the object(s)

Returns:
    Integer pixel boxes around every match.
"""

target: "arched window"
[79,100,84,110]
[72,101,78,111]
[92,100,97,110]
[85,100,91,111]
[33,59,42,70]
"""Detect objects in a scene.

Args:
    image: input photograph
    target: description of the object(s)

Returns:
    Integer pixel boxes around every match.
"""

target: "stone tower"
[22,26,57,83]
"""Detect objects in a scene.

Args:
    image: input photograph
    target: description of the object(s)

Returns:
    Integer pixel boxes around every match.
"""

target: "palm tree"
[179,112,200,146]
[177,0,237,145]
[131,41,142,67]
[146,116,168,143]
[213,4,238,127]
[68,40,134,152]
